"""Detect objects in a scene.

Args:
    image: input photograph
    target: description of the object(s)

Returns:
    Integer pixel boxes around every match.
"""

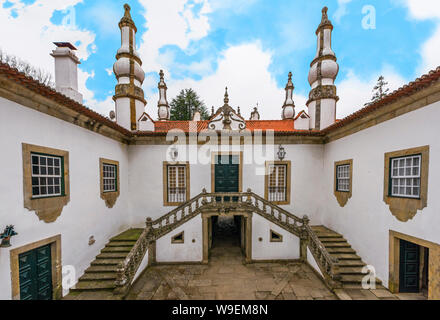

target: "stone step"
[85,265,118,273]
[80,272,117,281]
[101,246,132,253]
[338,267,366,274]
[316,233,344,239]
[319,237,347,243]
[97,252,127,259]
[340,274,382,284]
[337,260,366,267]
[323,242,352,248]
[106,241,136,247]
[332,253,362,260]
[341,282,382,289]
[71,280,116,291]
[327,247,356,254]
[110,228,143,242]
[91,258,124,266]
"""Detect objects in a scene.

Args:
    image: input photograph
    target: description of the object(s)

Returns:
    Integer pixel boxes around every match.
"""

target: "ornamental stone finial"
[224,87,229,105]
[282,71,295,119]
[157,70,170,121]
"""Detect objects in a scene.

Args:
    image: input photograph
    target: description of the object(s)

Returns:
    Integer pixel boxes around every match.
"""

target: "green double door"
[19,244,53,300]
[214,155,239,193]
[399,239,420,293]
[214,155,239,202]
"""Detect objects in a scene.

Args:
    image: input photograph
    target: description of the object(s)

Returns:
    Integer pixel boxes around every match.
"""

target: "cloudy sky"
[1,0,439,120]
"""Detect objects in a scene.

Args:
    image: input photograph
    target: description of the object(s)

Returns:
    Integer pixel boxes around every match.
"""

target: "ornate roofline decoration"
[1,60,440,140]
[208,87,246,131]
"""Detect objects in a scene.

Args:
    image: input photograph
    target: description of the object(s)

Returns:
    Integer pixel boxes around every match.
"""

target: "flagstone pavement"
[66,217,427,300]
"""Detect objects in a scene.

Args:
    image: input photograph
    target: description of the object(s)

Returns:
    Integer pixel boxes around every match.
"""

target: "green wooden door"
[215,155,239,201]
[19,244,53,300]
[399,239,420,293]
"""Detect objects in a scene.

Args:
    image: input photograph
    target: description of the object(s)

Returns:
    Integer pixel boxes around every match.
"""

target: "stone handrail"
[114,218,155,294]
[114,188,340,294]
[303,222,340,285]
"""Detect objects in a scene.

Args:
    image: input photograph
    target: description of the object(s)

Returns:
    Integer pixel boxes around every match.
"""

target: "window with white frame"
[336,164,350,192]
[167,165,187,203]
[103,163,117,192]
[390,154,421,198]
[31,153,63,198]
[268,164,287,202]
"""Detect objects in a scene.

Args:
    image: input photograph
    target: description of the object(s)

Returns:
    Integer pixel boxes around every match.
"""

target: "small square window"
[31,153,63,198]
[390,154,421,198]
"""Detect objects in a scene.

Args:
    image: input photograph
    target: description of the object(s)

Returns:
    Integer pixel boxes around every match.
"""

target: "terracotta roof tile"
[2,60,440,139]
[0,62,133,137]
[322,66,440,133]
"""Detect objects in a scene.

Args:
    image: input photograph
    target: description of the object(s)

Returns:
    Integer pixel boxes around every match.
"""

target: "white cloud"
[0,0,110,114]
[145,41,307,121]
[336,66,406,119]
[137,0,212,74]
[0,0,95,73]
[401,0,440,73]
[404,0,440,20]
[333,0,352,24]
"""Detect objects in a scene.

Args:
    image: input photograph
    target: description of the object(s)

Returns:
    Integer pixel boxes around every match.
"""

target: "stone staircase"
[69,229,143,295]
[311,226,382,289]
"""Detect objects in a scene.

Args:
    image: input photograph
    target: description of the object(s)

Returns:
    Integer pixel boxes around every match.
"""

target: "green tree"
[365,75,390,106]
[169,89,210,121]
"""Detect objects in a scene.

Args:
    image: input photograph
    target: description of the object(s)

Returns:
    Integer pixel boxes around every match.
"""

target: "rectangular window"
[31,153,63,198]
[268,164,287,202]
[103,163,117,192]
[390,154,421,198]
[167,165,187,203]
[336,164,350,192]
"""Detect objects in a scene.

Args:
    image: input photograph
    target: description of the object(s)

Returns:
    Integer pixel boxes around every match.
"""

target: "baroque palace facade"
[0,5,439,300]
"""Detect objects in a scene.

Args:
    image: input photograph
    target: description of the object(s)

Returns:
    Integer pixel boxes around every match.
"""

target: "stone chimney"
[51,42,83,104]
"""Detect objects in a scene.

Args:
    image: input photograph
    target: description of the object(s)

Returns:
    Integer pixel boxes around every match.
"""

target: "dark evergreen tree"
[169,89,210,121]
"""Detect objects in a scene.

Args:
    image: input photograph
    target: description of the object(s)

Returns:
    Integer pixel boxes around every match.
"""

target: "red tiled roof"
[322,66,440,132]
[2,60,440,139]
[0,62,133,137]
[148,119,303,133]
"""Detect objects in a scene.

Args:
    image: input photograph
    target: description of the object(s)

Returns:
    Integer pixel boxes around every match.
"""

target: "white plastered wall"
[0,97,131,299]
[155,215,203,263]
[252,213,300,260]
[318,100,440,288]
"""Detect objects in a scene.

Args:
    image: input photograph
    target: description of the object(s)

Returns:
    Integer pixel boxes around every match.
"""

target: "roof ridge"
[323,65,440,132]
[0,61,132,136]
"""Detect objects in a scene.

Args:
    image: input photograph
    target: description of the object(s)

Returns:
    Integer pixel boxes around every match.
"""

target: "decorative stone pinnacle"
[211,106,215,116]
[237,106,241,115]
[286,72,294,89]
[224,87,229,105]
[317,6,332,33]
[124,4,132,18]
[119,3,137,32]
[159,69,164,81]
